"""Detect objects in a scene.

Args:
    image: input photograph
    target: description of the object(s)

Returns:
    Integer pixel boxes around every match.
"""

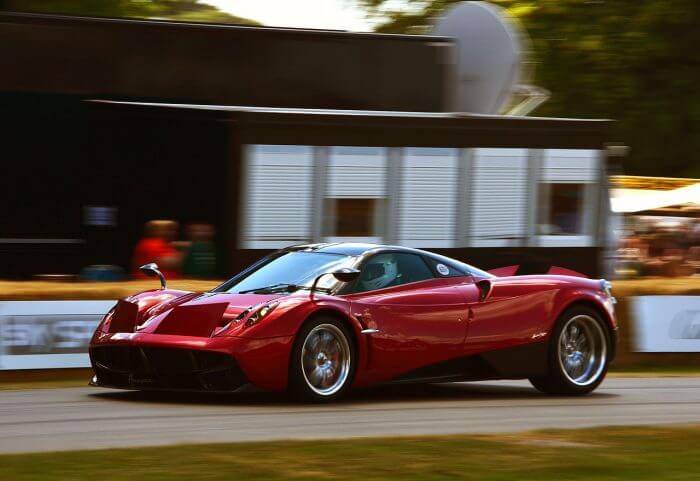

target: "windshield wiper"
[239,283,305,294]
[238,283,331,294]
[239,283,302,294]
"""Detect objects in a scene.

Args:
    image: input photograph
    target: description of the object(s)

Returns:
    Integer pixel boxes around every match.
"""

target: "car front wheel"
[289,317,355,402]
[530,306,610,395]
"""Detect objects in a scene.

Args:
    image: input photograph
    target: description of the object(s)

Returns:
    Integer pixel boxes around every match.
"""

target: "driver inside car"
[359,254,401,291]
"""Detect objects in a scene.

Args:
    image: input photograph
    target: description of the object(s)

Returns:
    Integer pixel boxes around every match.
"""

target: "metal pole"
[385,147,403,244]
[525,149,544,247]
[0,304,5,370]
[310,146,329,243]
[456,148,475,247]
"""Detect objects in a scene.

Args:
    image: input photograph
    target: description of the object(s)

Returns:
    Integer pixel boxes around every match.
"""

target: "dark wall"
[0,93,86,277]
[0,12,451,278]
[0,94,232,278]
[83,108,233,276]
[0,13,451,112]
[0,93,84,238]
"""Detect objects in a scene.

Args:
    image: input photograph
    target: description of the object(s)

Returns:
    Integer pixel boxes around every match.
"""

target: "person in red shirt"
[132,220,182,279]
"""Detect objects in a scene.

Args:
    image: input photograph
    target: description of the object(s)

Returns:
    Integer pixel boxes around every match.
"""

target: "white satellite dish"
[433,1,546,115]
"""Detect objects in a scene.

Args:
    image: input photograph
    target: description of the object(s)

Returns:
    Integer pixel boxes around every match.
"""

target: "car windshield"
[220,251,356,294]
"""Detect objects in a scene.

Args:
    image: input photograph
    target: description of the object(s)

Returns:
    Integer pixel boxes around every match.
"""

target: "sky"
[201,0,377,31]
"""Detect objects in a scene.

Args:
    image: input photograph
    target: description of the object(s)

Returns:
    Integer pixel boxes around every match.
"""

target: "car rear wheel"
[530,306,610,395]
[289,317,355,402]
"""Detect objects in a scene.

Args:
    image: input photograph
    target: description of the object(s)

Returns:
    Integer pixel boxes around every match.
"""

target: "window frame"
[536,181,596,248]
[322,196,386,243]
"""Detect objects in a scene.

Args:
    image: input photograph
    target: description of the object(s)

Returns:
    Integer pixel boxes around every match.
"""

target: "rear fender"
[546,266,588,278]
[550,288,617,333]
[488,265,588,278]
[487,265,519,277]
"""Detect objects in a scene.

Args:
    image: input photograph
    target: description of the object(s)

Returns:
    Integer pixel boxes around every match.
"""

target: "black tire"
[529,305,611,396]
[288,316,356,402]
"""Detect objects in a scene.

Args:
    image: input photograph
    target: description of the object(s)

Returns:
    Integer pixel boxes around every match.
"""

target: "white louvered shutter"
[543,149,599,183]
[241,145,313,248]
[327,147,386,198]
[470,148,528,239]
[399,148,458,247]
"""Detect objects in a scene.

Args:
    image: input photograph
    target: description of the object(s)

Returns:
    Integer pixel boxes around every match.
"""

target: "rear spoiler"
[487,265,588,278]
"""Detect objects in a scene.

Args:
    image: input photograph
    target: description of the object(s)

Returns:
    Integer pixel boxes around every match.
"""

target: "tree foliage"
[2,0,259,25]
[362,0,700,177]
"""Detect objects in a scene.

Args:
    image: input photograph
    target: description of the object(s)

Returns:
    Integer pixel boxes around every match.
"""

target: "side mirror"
[310,268,360,296]
[139,262,167,290]
[332,268,361,283]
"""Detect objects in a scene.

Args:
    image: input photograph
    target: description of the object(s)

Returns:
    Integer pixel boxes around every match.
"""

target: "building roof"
[0,11,450,42]
[87,100,613,150]
[2,11,452,112]
[90,100,611,123]
[609,175,700,191]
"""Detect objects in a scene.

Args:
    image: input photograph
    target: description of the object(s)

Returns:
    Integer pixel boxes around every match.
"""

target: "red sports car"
[90,243,617,401]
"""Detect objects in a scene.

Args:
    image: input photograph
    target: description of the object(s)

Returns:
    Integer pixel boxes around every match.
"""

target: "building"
[1,11,613,278]
[86,101,612,277]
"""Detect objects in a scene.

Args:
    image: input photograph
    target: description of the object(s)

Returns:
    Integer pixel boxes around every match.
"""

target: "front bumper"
[89,331,294,392]
[90,345,249,392]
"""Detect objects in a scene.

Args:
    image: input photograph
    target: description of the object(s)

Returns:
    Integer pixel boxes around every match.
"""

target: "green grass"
[2,426,700,481]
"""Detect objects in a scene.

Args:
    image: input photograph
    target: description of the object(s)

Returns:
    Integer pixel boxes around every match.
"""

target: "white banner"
[631,296,700,352]
[0,301,115,370]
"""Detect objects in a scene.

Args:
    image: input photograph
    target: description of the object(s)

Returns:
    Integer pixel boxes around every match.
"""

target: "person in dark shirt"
[182,223,217,278]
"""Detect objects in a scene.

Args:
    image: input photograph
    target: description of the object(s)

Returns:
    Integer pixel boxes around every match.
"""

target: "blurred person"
[132,220,181,279]
[182,223,217,278]
[614,233,645,278]
[688,246,700,275]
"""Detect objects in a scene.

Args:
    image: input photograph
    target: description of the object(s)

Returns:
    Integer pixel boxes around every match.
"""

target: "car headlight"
[244,302,279,328]
[97,307,115,333]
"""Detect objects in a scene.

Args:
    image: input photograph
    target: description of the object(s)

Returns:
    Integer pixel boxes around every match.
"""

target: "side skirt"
[388,341,549,384]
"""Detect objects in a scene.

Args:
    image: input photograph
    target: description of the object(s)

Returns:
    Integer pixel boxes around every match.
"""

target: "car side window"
[351,252,435,293]
[423,257,468,278]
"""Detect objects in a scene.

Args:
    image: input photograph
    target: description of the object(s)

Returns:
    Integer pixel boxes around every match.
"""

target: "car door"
[464,276,554,353]
[345,252,471,384]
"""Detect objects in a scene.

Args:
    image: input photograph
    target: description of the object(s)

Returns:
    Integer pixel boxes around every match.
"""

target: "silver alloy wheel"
[557,314,607,386]
[301,324,351,396]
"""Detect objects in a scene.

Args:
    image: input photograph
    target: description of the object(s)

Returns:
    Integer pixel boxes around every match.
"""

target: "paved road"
[1,377,699,454]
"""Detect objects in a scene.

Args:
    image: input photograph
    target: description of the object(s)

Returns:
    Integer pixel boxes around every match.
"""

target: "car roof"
[286,242,495,279]
[288,242,417,256]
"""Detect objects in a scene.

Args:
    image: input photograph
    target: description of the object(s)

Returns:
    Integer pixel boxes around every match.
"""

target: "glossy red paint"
[89,246,617,395]
[345,277,475,386]
[547,266,588,278]
[486,265,519,277]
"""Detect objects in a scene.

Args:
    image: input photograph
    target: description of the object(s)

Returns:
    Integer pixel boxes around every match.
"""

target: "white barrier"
[1,296,699,369]
[0,301,115,370]
[631,296,700,352]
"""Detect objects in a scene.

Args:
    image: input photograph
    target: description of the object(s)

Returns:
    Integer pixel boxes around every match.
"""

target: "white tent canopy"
[611,182,700,213]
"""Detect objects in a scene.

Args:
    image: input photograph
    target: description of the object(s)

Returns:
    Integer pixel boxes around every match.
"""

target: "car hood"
[110,290,288,337]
